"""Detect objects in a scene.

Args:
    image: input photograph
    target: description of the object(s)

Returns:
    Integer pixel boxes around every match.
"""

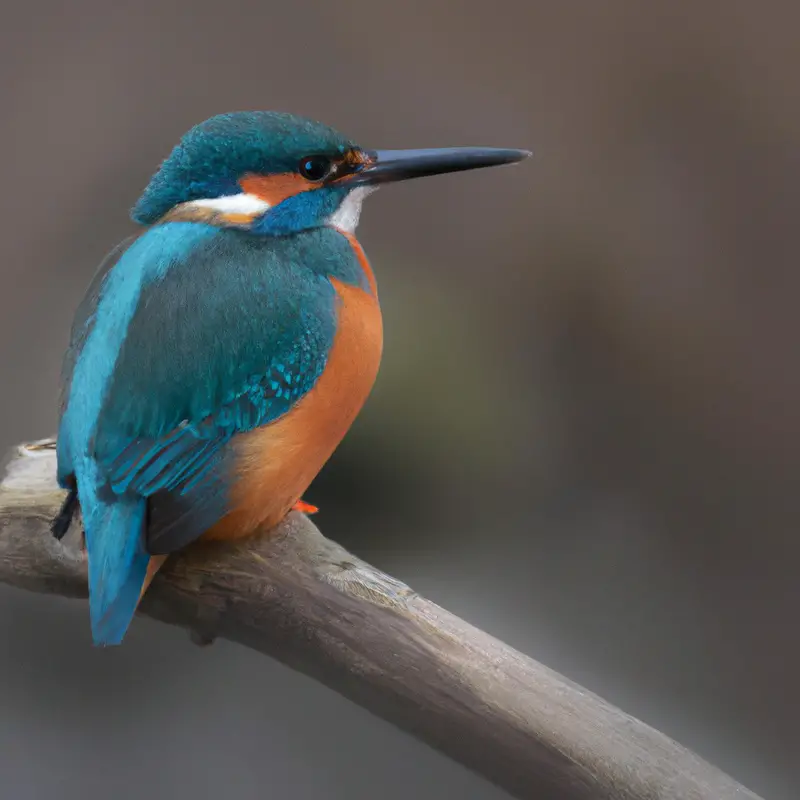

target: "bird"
[52,110,530,646]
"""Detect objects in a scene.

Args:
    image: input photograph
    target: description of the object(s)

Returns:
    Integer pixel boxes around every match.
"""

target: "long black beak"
[348,147,531,186]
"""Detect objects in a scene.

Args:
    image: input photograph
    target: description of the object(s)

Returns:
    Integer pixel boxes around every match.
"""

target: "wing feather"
[58,224,362,554]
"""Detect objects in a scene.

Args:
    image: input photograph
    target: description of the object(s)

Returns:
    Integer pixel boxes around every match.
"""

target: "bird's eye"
[299,155,334,182]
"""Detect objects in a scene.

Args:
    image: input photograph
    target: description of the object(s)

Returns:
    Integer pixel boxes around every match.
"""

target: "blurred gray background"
[2,2,798,798]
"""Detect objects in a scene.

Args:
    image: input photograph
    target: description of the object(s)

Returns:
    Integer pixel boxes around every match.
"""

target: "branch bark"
[0,438,762,800]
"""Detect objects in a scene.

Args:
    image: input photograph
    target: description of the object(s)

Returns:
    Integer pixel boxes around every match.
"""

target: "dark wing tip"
[51,485,79,540]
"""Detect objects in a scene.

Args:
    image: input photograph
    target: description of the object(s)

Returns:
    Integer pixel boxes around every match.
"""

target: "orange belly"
[201,275,382,540]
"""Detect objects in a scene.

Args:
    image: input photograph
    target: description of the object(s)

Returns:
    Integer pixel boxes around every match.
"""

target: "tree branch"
[0,438,762,800]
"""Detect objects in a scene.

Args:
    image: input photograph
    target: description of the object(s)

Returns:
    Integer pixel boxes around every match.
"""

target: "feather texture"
[131,112,356,225]
[57,220,368,643]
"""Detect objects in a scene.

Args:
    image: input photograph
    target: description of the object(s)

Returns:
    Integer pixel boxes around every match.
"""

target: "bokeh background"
[2,2,798,798]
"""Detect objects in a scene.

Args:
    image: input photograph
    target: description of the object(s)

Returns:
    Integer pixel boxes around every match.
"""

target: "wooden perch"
[0,439,762,800]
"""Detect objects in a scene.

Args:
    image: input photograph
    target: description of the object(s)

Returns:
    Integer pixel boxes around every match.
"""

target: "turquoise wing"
[92,225,345,549]
[56,222,360,643]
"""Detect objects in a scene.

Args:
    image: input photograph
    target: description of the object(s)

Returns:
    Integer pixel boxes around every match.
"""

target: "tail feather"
[84,497,150,646]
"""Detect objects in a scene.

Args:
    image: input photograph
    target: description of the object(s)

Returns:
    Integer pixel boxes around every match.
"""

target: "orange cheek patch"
[222,212,259,226]
[239,172,317,205]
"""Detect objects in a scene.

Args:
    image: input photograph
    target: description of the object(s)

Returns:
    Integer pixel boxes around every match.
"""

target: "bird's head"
[132,111,530,235]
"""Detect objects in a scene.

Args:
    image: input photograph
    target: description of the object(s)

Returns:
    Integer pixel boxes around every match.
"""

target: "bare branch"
[0,439,762,800]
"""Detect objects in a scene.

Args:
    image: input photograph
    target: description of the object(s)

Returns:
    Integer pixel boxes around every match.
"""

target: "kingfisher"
[52,111,529,646]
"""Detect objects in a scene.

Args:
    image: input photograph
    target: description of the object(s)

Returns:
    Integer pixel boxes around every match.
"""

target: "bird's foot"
[292,499,319,515]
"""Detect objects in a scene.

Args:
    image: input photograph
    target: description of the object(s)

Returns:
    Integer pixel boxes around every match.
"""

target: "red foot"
[292,500,319,515]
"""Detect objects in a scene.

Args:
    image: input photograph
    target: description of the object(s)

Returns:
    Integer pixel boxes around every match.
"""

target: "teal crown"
[131,111,357,225]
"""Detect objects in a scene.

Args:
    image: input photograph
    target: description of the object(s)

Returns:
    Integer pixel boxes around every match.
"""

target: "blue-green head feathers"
[131,112,360,229]
[55,110,531,646]
[60,114,377,646]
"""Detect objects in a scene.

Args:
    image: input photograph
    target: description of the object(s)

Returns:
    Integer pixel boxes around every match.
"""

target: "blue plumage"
[131,112,356,225]
[255,184,350,236]
[56,109,526,646]
[58,223,218,644]
[85,495,148,646]
[58,219,365,644]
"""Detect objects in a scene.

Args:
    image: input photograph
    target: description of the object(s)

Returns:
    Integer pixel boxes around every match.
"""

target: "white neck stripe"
[182,186,375,231]
[327,186,375,233]
[188,193,271,215]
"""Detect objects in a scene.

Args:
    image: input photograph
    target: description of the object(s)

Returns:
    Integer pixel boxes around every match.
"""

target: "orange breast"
[202,273,383,540]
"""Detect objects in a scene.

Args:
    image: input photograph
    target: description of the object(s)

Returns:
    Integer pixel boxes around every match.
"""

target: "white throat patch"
[327,187,376,233]
[183,186,374,231]
[188,193,271,215]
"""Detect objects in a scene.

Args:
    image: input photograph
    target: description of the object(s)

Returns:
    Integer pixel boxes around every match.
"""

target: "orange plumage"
[54,110,527,645]
[203,243,382,541]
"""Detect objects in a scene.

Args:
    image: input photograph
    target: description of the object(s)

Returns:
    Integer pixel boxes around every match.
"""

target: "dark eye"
[299,155,333,182]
